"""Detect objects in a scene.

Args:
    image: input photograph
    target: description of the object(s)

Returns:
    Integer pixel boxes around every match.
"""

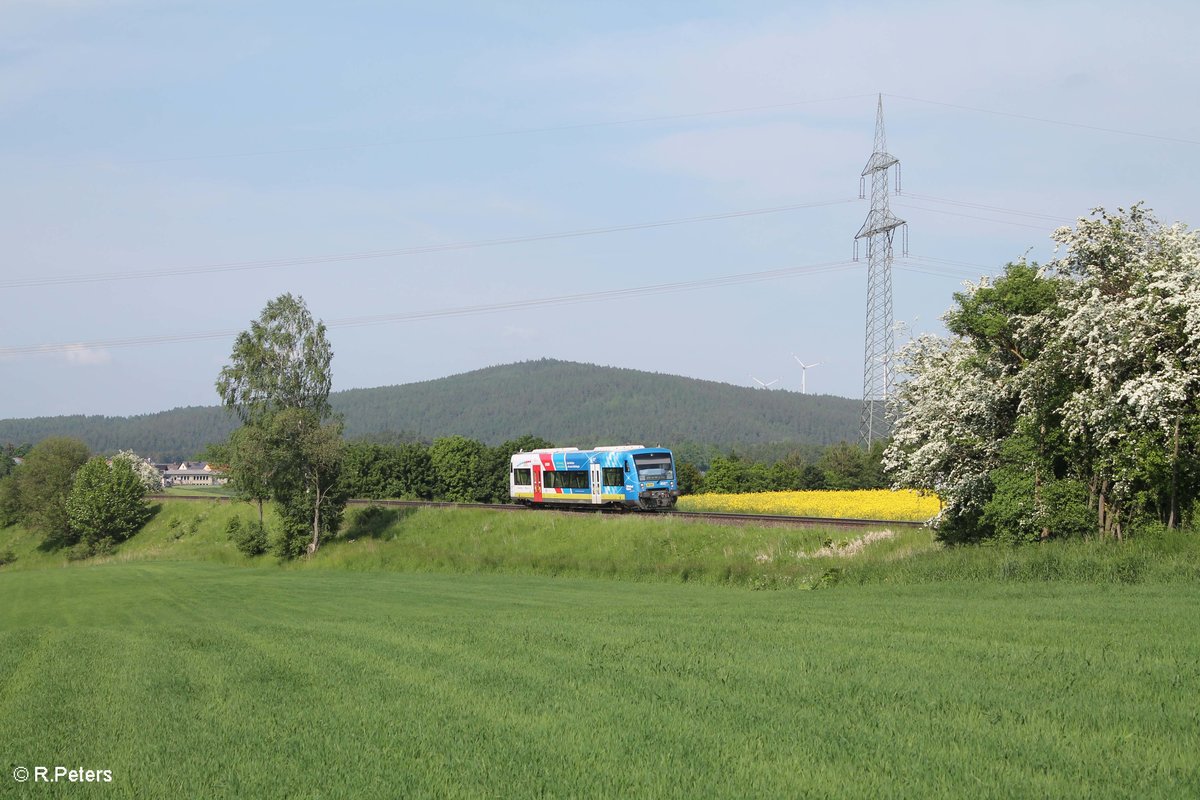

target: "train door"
[532,464,543,503]
[590,461,602,505]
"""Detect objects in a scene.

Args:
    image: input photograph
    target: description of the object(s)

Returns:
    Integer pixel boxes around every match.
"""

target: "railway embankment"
[3,497,1199,589]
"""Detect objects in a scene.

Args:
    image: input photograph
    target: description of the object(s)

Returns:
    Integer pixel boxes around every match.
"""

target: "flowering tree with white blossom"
[111,450,164,492]
[1046,205,1200,537]
[886,206,1200,542]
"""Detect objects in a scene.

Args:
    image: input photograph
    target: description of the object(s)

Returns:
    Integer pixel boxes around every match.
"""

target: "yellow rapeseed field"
[677,489,940,521]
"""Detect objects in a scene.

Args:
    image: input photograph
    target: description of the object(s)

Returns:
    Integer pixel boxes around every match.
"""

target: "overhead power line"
[900,253,1029,279]
[0,258,861,359]
[6,191,1075,292]
[892,201,1058,231]
[896,263,985,280]
[133,93,878,164]
[908,253,1014,272]
[899,193,1074,225]
[125,91,1198,165]
[1,197,859,290]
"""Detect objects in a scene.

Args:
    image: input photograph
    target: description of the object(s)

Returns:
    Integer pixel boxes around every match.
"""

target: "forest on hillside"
[0,360,860,462]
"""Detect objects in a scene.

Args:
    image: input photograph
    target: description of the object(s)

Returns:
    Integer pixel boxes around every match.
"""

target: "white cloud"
[60,344,113,366]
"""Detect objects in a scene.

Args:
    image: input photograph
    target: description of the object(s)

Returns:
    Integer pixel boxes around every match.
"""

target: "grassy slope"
[4,499,1200,588]
[2,564,1199,798]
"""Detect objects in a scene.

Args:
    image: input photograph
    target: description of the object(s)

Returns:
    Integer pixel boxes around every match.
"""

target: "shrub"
[228,517,268,557]
[64,537,116,562]
[66,457,151,546]
[66,542,94,561]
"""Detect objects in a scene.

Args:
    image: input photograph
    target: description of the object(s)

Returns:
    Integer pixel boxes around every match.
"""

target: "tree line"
[690,441,886,494]
[0,439,157,559]
[247,434,884,502]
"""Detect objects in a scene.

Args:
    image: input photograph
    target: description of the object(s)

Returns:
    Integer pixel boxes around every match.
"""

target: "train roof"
[512,445,670,461]
[518,445,666,455]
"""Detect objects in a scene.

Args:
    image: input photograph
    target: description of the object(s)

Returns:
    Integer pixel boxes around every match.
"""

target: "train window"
[512,468,532,486]
[543,470,589,489]
[602,468,624,486]
[633,453,674,479]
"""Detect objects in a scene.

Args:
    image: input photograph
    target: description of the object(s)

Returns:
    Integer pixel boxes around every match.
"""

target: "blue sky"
[2,0,1198,418]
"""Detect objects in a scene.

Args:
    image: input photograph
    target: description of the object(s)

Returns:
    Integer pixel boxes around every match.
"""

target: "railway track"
[150,494,928,529]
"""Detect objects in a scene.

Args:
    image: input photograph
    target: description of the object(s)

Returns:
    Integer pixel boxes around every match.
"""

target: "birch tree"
[216,294,345,556]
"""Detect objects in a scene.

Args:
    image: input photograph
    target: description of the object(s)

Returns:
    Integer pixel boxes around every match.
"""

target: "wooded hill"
[0,359,861,462]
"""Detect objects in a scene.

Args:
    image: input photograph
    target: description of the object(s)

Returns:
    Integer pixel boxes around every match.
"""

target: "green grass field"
[3,501,1200,797]
[2,562,1198,798]
[160,485,237,497]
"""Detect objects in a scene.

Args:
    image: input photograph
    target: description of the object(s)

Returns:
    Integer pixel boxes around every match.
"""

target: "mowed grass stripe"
[1,564,1199,798]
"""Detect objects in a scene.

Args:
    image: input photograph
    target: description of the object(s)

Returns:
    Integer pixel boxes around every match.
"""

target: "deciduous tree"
[429,436,490,503]
[216,293,333,427]
[263,408,346,557]
[1047,206,1200,536]
[12,437,91,547]
[887,206,1200,542]
[112,450,164,492]
[216,294,345,556]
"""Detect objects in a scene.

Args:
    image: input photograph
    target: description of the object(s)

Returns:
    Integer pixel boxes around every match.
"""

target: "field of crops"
[1,562,1198,798]
[678,488,941,520]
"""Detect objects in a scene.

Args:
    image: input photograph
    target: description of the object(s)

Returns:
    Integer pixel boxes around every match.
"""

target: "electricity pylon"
[854,95,906,447]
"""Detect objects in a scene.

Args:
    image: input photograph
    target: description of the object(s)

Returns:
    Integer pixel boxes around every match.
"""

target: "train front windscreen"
[632,453,673,480]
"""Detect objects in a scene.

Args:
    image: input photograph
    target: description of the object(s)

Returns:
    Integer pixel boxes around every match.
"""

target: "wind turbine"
[751,377,780,390]
[791,355,822,395]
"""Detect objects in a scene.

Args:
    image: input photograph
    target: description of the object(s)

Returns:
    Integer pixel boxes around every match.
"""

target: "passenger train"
[510,445,678,511]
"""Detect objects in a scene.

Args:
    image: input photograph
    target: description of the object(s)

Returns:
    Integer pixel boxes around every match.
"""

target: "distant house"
[162,461,227,488]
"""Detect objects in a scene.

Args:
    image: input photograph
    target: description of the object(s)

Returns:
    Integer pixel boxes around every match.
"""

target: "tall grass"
[836,528,1200,586]
[293,505,871,589]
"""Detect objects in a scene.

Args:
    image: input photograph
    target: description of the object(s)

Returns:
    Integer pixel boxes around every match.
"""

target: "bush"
[66,457,151,547]
[66,542,94,561]
[0,549,16,567]
[227,517,268,557]
[64,537,116,562]
[271,525,307,560]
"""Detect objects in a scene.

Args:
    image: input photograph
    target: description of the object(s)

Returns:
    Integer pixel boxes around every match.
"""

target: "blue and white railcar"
[510,445,678,511]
